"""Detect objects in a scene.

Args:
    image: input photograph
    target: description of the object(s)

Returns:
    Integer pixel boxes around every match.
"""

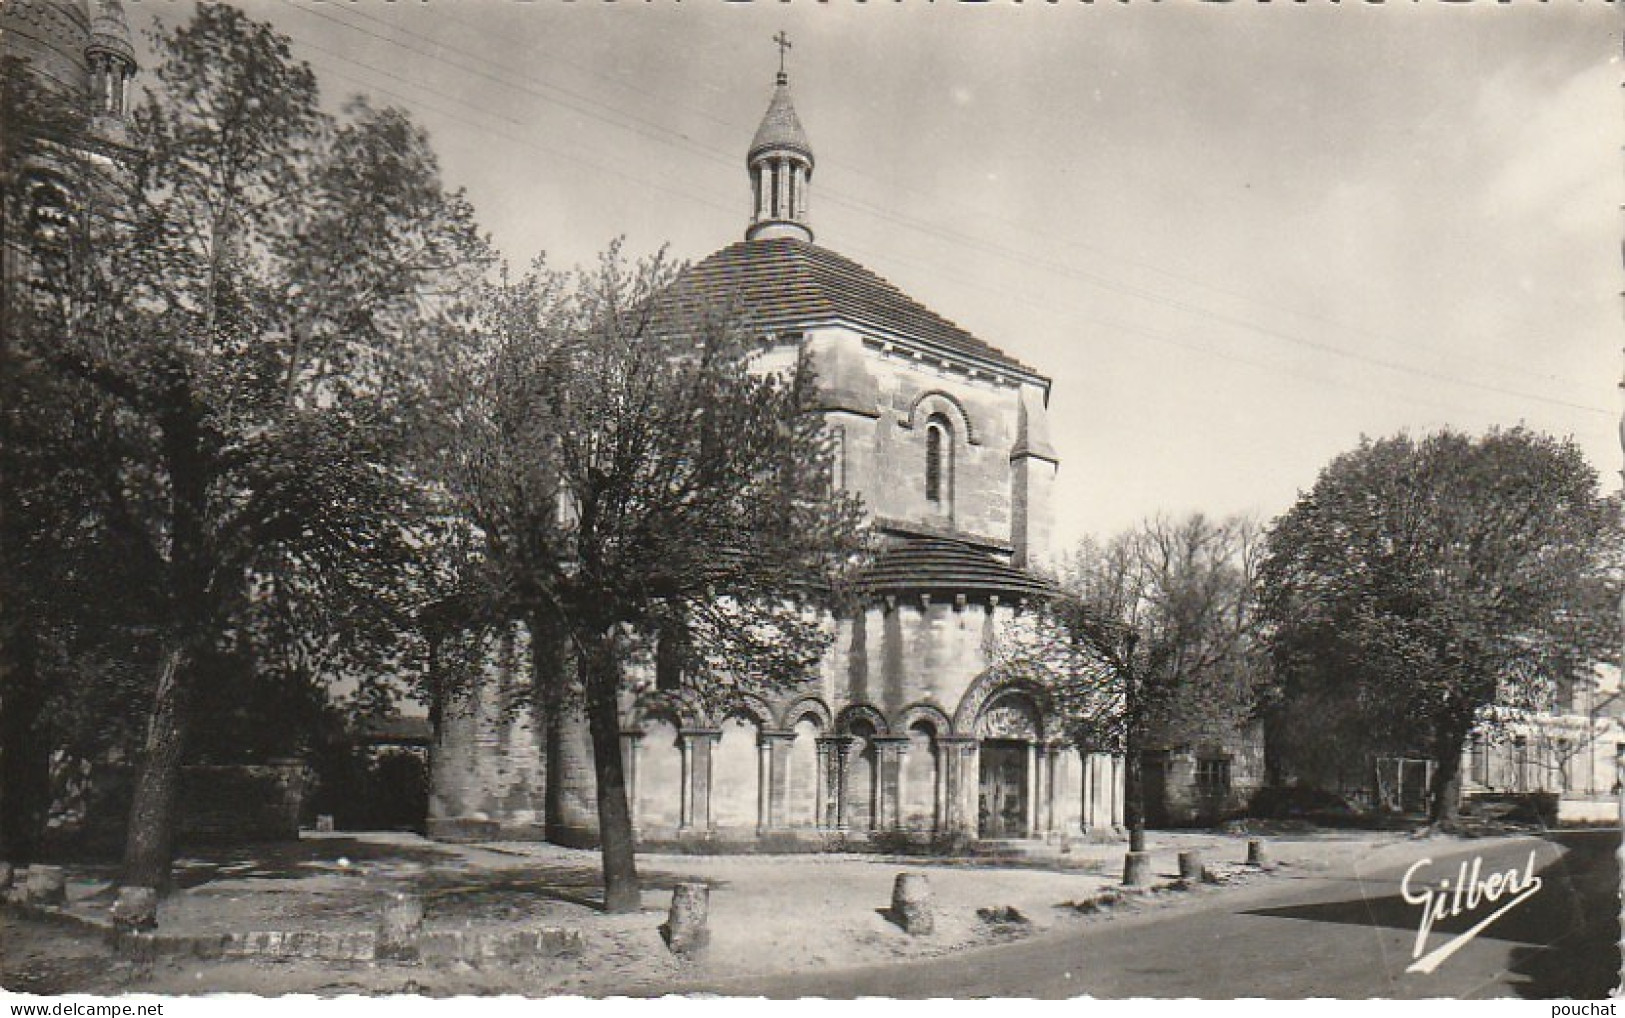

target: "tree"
[421,246,868,911]
[1256,428,1620,828]
[990,513,1263,842]
[12,5,488,888]
[0,53,163,865]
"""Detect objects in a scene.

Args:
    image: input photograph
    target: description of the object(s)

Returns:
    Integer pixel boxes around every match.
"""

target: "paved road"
[679,831,1619,999]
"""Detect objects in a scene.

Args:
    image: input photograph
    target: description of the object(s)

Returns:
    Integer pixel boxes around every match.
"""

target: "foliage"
[0,52,167,861]
[4,3,489,883]
[421,244,870,691]
[421,243,870,909]
[989,513,1264,753]
[1255,427,1620,824]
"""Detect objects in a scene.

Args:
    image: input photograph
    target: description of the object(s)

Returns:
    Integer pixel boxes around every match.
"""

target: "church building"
[429,58,1126,848]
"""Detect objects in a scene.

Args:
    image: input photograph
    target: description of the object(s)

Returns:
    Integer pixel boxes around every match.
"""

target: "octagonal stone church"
[428,62,1126,849]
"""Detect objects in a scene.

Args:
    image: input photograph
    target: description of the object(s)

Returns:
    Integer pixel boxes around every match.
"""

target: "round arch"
[626,689,700,731]
[896,700,954,737]
[712,691,775,730]
[777,694,834,732]
[904,389,980,446]
[952,670,1056,737]
[836,702,891,737]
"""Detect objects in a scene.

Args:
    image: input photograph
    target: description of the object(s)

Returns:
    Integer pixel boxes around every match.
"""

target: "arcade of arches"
[541,679,1125,846]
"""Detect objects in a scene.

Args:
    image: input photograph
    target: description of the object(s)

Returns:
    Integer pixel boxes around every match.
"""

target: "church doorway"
[977,739,1029,839]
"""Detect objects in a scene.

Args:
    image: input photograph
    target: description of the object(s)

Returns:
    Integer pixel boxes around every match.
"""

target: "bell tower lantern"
[746,33,814,244]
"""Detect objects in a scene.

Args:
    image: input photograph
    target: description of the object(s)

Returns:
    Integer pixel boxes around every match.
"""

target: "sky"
[127,0,1625,549]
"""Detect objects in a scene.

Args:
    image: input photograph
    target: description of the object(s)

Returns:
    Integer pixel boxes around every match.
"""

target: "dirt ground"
[0,828,1413,997]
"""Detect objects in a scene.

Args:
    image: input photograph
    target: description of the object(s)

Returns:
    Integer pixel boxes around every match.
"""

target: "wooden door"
[978,740,1029,839]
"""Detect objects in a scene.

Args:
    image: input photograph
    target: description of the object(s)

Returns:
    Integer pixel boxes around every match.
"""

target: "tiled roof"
[87,0,135,62]
[749,82,813,164]
[660,238,1041,378]
[861,536,1055,600]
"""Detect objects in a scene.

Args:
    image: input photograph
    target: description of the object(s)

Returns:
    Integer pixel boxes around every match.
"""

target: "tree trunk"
[122,643,193,891]
[579,629,640,913]
[1428,725,1469,830]
[0,625,51,865]
[1122,652,1145,851]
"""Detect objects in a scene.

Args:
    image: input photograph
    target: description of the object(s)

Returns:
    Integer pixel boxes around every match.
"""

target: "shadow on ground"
[1239,830,1618,998]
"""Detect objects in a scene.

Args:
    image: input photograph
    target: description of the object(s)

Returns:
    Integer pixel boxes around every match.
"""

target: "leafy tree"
[990,513,1263,841]
[13,5,488,887]
[0,53,164,863]
[421,247,868,911]
[1256,428,1620,827]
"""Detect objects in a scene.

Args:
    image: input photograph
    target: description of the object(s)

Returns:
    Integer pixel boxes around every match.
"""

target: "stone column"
[679,735,694,829]
[937,736,978,839]
[683,729,720,832]
[875,736,909,831]
[818,736,852,831]
[761,730,794,831]
[1026,742,1040,838]
[756,737,772,834]
[1034,743,1052,838]
[1111,753,1126,829]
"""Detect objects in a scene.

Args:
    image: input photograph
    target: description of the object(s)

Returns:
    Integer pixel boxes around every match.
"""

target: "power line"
[312,0,1594,396]
[275,0,1610,420]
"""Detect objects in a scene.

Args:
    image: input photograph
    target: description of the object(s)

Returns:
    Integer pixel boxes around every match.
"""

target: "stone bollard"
[663,882,711,955]
[111,886,159,932]
[1122,851,1153,887]
[377,892,425,961]
[1247,838,1268,867]
[24,865,66,906]
[1178,850,1204,883]
[889,871,935,936]
[315,815,335,833]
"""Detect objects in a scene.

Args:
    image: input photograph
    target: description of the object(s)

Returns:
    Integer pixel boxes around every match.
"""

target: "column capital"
[680,727,722,740]
[759,729,796,742]
[937,735,978,747]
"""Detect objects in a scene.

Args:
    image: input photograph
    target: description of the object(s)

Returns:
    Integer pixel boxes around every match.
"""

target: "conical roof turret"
[748,72,814,167]
[86,0,136,64]
[744,46,815,245]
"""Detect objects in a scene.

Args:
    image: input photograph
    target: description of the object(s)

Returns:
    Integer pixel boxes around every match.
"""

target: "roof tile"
[662,238,1042,379]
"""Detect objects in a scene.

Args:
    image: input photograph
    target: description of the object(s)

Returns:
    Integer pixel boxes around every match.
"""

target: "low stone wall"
[75,760,311,849]
[4,892,582,968]
[181,761,310,843]
[1557,798,1617,825]
[113,926,583,966]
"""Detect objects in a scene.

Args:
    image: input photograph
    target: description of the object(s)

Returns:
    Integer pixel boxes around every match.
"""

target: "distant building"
[1463,665,1625,823]
[429,60,1126,848]
[1140,720,1266,828]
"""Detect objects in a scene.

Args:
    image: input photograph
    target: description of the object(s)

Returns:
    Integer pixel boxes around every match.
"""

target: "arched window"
[925,413,951,510]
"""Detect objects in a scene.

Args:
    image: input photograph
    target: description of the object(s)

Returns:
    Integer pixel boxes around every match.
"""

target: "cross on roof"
[774,31,791,83]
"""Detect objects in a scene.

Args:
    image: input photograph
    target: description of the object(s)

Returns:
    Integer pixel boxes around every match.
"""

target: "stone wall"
[425,597,1130,849]
[74,759,312,849]
[426,625,547,841]
[807,327,1053,555]
[1146,721,1267,827]
[180,761,310,843]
